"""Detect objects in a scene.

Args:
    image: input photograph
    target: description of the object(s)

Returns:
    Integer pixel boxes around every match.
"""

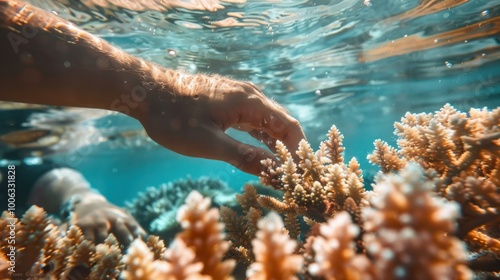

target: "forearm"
[0,0,179,120]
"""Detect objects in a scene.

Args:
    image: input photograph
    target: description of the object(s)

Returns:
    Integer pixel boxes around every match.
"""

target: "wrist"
[108,61,177,122]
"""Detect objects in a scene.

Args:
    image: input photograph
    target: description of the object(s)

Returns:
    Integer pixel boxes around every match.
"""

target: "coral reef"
[307,212,372,279]
[123,191,234,280]
[125,177,237,240]
[362,164,471,279]
[1,104,498,279]
[368,104,500,273]
[1,191,234,280]
[259,125,366,223]
[246,212,303,280]
[0,206,123,280]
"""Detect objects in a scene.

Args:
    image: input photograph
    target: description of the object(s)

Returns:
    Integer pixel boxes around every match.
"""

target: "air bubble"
[168,49,177,57]
[315,90,321,96]
[190,45,199,52]
[445,61,452,68]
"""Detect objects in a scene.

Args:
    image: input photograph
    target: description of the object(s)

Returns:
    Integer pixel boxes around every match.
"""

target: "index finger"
[239,91,306,161]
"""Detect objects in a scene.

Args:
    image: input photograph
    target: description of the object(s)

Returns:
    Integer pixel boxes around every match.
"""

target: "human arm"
[0,0,306,175]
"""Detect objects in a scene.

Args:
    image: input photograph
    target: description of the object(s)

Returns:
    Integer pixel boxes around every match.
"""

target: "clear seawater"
[1,0,500,205]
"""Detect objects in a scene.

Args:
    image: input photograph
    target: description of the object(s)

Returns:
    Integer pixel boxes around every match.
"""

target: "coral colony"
[0,104,498,279]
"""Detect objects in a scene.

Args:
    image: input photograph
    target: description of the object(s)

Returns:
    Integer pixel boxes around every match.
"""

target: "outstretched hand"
[138,73,306,176]
[0,0,305,175]
[61,194,146,246]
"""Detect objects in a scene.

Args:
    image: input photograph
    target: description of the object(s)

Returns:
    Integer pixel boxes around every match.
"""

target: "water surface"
[2,0,500,203]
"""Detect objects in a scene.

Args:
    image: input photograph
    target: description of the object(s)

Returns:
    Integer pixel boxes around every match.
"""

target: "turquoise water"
[1,0,500,205]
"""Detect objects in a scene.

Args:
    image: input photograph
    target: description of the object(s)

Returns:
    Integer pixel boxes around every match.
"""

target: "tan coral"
[308,211,373,280]
[161,239,210,280]
[363,164,472,280]
[368,104,500,262]
[367,139,406,173]
[15,205,54,275]
[260,125,366,223]
[1,191,237,280]
[0,251,8,280]
[124,191,237,280]
[247,212,303,280]
[89,241,122,279]
[369,104,500,184]
[122,239,166,280]
[147,235,166,260]
[176,191,235,280]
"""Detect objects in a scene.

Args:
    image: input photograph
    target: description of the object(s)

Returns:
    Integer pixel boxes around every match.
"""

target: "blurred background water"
[1,0,499,205]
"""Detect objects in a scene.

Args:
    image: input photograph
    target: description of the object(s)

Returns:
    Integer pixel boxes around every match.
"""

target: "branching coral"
[368,104,500,271]
[122,238,165,280]
[176,191,235,280]
[246,212,303,280]
[307,211,372,280]
[260,125,366,224]
[363,164,472,280]
[0,206,124,280]
[124,190,238,279]
[125,177,237,240]
[123,191,234,280]
[368,104,499,184]
[220,184,263,264]
[1,191,234,280]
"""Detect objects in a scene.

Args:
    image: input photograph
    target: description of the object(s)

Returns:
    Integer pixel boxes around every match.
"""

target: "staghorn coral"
[363,164,472,280]
[368,104,499,183]
[260,125,366,224]
[0,206,125,280]
[123,191,235,279]
[220,184,264,264]
[3,168,479,280]
[89,235,123,280]
[146,235,166,261]
[307,211,372,280]
[123,190,234,280]
[1,191,234,280]
[125,177,237,240]
[122,238,165,280]
[246,212,303,280]
[176,191,235,280]
[368,104,500,271]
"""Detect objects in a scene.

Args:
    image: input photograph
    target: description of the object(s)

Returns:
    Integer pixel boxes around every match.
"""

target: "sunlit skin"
[0,0,305,244]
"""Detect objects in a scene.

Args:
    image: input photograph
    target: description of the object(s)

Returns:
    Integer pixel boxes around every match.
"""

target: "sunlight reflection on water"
[1,0,499,194]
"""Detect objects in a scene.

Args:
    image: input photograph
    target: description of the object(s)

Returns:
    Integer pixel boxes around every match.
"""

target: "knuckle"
[289,117,301,128]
